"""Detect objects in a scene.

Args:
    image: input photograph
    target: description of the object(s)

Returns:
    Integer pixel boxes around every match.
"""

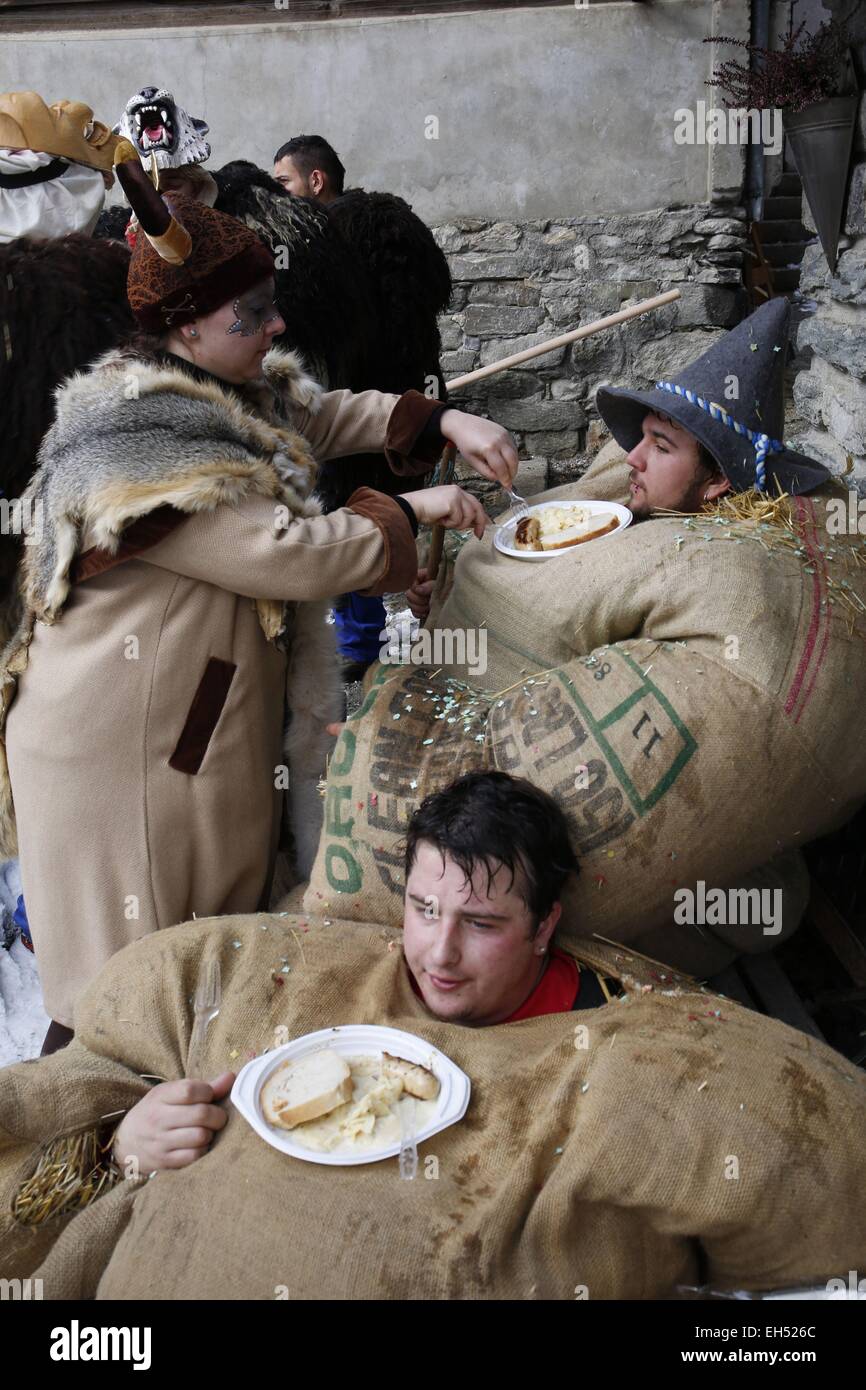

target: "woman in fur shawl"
[0,171,518,1053]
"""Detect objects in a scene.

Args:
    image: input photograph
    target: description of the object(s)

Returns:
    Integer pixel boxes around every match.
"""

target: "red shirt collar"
[407,947,579,1023]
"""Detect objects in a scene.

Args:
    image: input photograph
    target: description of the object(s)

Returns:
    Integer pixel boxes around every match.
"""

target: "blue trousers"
[333,592,387,665]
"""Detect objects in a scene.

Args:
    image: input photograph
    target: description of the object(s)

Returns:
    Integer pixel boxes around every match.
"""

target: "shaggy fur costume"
[0,342,342,866]
[320,187,453,512]
[0,234,135,644]
[212,161,376,392]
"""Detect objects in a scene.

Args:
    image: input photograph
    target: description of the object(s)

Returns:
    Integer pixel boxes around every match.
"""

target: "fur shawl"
[0,344,341,869]
[17,341,325,626]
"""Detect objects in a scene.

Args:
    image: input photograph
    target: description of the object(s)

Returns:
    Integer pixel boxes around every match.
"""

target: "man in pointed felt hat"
[408,298,831,619]
[596,296,830,519]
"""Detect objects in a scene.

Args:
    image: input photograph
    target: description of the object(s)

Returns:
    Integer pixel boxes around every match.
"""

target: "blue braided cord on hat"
[654,380,785,492]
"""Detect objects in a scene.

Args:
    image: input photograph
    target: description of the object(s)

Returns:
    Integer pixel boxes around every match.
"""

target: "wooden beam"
[0,0,597,25]
[805,881,866,988]
[738,954,825,1042]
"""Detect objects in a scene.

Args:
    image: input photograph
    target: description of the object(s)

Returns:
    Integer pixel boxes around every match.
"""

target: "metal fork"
[503,484,530,520]
[187,956,221,1079]
[398,1097,418,1181]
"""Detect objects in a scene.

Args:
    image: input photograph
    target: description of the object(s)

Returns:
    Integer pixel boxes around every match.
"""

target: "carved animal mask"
[114,87,210,170]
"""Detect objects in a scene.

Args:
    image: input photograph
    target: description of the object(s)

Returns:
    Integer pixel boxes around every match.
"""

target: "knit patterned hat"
[126,190,273,330]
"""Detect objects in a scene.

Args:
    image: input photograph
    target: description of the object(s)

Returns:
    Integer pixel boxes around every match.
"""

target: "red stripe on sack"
[794,499,832,725]
[784,497,826,721]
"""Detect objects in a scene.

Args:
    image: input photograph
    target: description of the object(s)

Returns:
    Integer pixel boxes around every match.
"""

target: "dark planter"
[784,94,859,273]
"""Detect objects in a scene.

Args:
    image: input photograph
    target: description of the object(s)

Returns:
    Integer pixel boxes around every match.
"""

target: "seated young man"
[2,770,865,1301]
[112,770,601,1172]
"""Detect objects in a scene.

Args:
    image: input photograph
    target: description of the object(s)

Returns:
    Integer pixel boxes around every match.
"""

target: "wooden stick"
[445,289,680,391]
[426,443,456,582]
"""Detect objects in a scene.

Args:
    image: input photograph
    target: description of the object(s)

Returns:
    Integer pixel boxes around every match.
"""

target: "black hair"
[273,135,346,195]
[697,440,725,480]
[404,770,579,929]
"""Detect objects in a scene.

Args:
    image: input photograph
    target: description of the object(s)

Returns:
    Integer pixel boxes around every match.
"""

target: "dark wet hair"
[274,135,346,195]
[404,770,579,929]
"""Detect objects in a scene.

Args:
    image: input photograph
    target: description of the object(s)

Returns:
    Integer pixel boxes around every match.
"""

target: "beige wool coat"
[0,344,439,1025]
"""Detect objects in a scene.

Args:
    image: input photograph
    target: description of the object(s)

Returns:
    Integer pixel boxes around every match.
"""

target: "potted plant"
[705,9,861,272]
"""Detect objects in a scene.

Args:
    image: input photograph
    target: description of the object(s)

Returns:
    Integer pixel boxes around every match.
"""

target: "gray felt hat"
[596,298,830,496]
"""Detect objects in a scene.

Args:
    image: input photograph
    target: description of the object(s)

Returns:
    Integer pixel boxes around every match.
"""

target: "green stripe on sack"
[555,652,697,816]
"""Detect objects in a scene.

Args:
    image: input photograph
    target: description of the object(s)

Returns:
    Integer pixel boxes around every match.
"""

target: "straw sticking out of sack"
[11,1120,125,1228]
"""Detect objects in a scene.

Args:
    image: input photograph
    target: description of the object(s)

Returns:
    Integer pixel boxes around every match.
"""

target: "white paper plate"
[494,498,632,560]
[231,1024,471,1166]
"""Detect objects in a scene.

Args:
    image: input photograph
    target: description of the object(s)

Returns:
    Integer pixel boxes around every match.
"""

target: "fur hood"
[20,342,326,624]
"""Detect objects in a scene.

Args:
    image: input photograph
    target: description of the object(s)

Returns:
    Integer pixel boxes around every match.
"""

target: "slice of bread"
[539,511,620,550]
[382,1052,441,1101]
[261,1049,353,1130]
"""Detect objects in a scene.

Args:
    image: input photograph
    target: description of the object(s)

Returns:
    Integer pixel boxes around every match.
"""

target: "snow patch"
[0,939,48,1067]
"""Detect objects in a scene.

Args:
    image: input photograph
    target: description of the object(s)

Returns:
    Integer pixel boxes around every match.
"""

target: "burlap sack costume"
[305,438,865,973]
[1,913,864,1300]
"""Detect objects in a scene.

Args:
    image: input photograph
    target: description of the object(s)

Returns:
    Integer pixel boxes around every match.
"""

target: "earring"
[189,328,198,338]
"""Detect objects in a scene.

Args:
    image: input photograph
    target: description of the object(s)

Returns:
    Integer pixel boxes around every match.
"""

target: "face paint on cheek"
[226,292,280,337]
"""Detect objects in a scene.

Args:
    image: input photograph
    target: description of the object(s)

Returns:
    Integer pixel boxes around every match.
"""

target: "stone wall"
[435,202,749,475]
[789,2,866,492]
